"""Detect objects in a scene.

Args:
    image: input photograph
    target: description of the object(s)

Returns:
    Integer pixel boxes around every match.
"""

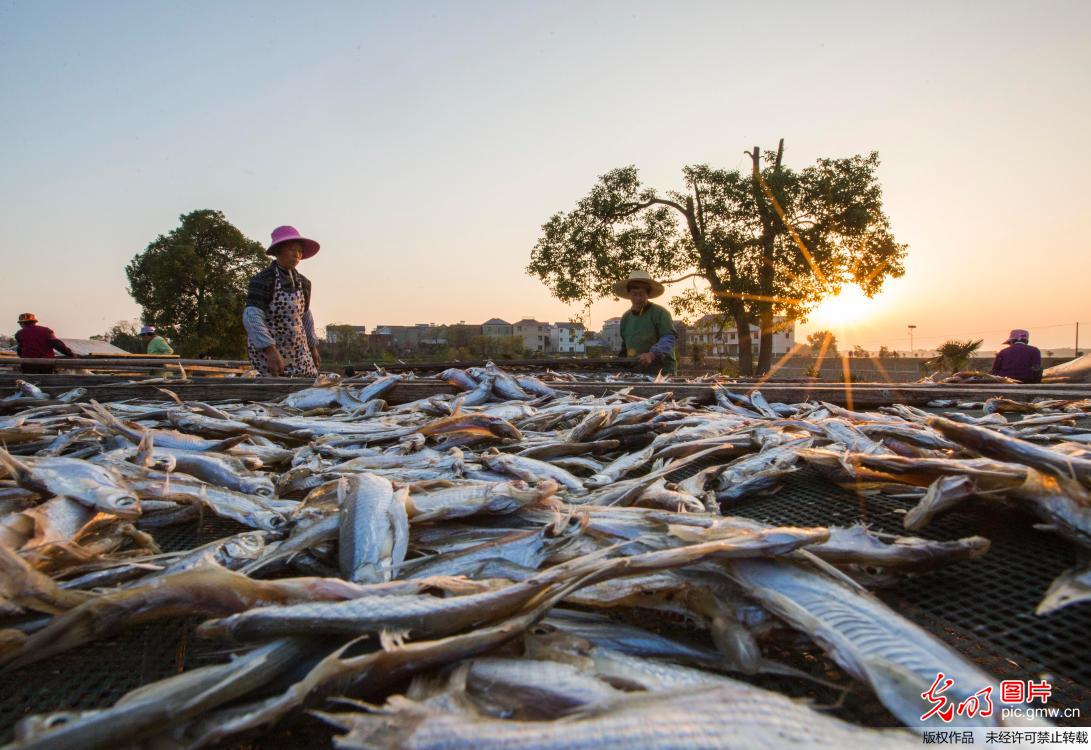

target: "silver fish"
[197,538,801,642]
[1036,559,1091,615]
[55,388,87,404]
[0,450,139,519]
[585,446,654,489]
[320,682,919,750]
[15,380,48,400]
[931,415,1091,487]
[461,657,626,719]
[439,368,479,391]
[515,375,560,399]
[10,638,319,750]
[338,474,409,584]
[103,462,286,532]
[406,480,557,522]
[454,374,496,408]
[904,475,977,530]
[726,557,1043,727]
[346,373,403,405]
[481,451,585,493]
[144,447,275,497]
[485,363,532,401]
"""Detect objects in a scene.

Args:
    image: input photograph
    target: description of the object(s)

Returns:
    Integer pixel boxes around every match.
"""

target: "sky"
[2,0,1089,354]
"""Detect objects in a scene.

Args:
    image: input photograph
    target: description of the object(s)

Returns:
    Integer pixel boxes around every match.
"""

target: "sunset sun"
[810,284,878,328]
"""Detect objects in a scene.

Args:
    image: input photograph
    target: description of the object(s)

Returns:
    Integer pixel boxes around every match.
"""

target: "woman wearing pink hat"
[243,226,321,377]
[990,328,1042,383]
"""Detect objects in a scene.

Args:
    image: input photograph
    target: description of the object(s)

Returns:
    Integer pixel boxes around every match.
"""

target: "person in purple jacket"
[990,329,1042,383]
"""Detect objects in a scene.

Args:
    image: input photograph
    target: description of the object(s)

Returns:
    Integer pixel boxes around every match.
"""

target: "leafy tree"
[528,140,906,375]
[319,325,371,365]
[878,345,900,358]
[467,335,523,359]
[93,320,145,354]
[924,339,983,374]
[805,330,838,356]
[126,210,267,358]
[850,344,868,358]
[690,342,706,367]
[443,325,482,350]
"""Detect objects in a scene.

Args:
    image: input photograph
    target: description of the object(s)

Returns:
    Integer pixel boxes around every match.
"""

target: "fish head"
[486,480,555,511]
[314,372,342,388]
[240,477,277,497]
[487,419,523,442]
[97,488,142,519]
[148,455,176,473]
[58,388,88,403]
[16,380,45,398]
[1036,567,1091,615]
[223,532,268,561]
[478,448,504,467]
[15,710,100,742]
[254,510,289,532]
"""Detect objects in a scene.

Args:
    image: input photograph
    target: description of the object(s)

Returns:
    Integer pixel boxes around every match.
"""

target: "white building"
[550,322,585,354]
[599,317,622,353]
[689,315,795,357]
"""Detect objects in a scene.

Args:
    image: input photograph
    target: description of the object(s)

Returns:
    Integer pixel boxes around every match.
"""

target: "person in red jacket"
[14,313,74,374]
[990,328,1042,384]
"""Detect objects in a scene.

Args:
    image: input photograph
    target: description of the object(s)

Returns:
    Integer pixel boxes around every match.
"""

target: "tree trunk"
[757,305,774,375]
[732,304,754,376]
[749,141,784,376]
[681,194,754,376]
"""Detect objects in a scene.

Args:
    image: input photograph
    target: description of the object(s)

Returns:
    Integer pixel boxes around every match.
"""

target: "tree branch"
[693,183,706,236]
[661,271,707,285]
[612,197,688,218]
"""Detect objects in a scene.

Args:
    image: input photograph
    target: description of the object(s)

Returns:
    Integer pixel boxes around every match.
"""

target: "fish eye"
[268,516,287,528]
[116,497,137,507]
[44,715,70,728]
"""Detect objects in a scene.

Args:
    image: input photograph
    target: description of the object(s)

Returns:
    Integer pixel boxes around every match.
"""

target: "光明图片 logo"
[920,674,1080,722]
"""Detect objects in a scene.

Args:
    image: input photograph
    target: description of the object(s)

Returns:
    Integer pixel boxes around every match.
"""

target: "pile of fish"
[1,364,1089,748]
[917,371,1020,385]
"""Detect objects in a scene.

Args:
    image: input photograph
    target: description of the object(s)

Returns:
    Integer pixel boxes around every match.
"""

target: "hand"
[264,346,285,377]
[310,346,321,368]
[636,352,656,368]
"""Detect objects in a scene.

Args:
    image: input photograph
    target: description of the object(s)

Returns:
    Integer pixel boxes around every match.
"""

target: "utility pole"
[908,325,916,356]
[1077,322,1080,356]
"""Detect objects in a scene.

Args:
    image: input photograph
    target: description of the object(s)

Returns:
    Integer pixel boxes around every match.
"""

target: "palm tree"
[923,339,983,374]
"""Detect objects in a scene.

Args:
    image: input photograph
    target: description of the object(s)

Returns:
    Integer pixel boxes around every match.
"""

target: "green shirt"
[620,302,677,374]
[147,335,173,355]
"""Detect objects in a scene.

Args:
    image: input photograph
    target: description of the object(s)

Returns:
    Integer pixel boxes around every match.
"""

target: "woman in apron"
[243,226,321,378]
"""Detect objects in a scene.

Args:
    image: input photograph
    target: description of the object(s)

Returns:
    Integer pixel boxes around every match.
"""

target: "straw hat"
[17,313,37,324]
[267,226,320,259]
[611,270,665,299]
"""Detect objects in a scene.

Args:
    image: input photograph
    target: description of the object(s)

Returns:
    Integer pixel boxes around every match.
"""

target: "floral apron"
[247,270,317,378]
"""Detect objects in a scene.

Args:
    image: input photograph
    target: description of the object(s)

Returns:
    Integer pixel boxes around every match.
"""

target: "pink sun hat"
[1004,329,1029,344]
[267,225,320,259]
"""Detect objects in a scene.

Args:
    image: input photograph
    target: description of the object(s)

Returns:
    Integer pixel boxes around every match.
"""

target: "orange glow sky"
[2,2,1088,353]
